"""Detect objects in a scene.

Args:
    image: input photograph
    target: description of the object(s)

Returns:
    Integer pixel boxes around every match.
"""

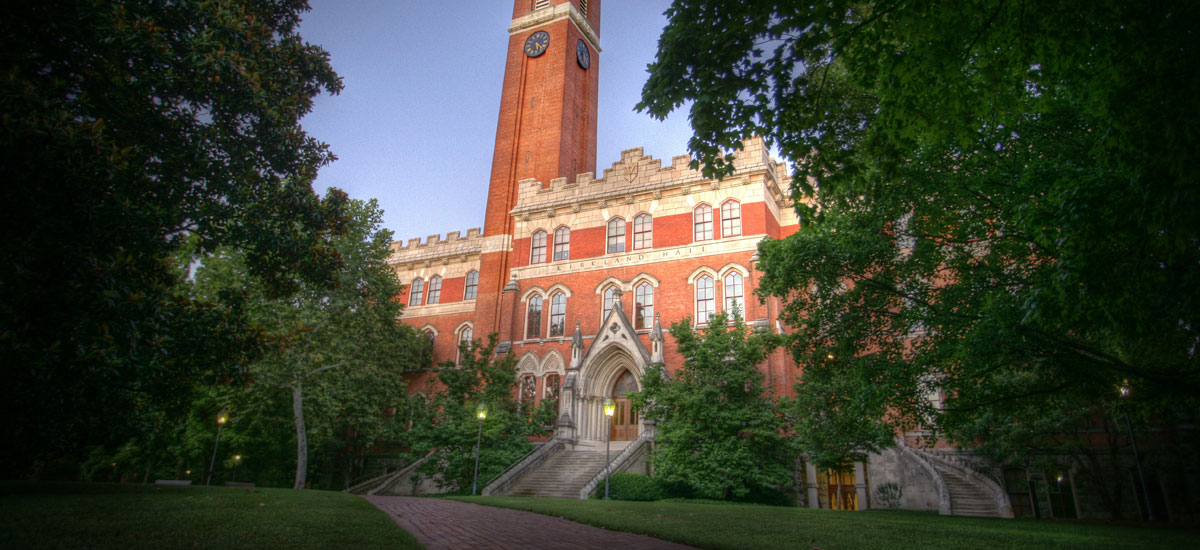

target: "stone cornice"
[400,300,477,320]
[509,3,601,52]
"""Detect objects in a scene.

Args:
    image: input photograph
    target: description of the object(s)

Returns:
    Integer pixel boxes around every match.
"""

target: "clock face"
[576,39,590,70]
[524,31,550,57]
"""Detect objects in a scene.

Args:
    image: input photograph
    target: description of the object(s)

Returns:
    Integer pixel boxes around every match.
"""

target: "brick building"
[381,0,1086,519]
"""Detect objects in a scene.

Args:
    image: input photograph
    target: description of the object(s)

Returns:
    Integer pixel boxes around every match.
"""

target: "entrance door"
[609,370,638,441]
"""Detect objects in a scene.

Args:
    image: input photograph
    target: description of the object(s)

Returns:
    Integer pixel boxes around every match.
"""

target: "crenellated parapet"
[510,136,791,220]
[388,227,483,268]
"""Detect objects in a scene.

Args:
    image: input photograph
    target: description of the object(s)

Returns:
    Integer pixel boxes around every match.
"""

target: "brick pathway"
[365,495,698,550]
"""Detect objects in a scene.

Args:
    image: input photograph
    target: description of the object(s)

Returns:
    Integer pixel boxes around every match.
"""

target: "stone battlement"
[511,136,787,215]
[388,228,483,266]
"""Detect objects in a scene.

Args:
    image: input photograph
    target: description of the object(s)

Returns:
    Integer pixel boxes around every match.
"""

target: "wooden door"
[609,370,638,441]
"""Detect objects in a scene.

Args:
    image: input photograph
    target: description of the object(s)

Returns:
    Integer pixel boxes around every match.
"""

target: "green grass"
[448,496,1195,550]
[0,481,421,550]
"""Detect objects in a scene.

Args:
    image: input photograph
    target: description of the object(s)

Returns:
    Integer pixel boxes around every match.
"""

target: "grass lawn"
[0,481,421,550]
[449,496,1195,550]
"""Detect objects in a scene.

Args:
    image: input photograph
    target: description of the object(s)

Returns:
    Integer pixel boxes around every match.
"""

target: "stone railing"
[578,432,652,499]
[909,445,1012,518]
[897,442,952,515]
[481,439,562,497]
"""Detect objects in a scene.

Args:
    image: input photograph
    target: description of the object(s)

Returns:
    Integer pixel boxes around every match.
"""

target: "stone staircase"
[502,443,627,498]
[938,465,1005,517]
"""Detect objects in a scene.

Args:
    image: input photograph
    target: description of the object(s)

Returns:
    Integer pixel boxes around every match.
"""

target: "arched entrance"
[609,370,638,441]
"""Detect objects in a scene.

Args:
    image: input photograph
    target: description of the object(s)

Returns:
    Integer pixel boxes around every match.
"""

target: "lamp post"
[232,454,242,483]
[206,413,227,486]
[472,402,488,495]
[603,398,616,500]
[1119,382,1156,521]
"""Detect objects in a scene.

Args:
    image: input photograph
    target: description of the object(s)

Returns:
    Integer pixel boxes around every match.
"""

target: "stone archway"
[574,344,646,442]
[608,370,639,441]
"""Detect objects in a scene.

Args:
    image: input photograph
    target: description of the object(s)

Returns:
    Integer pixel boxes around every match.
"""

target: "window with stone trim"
[721,200,742,237]
[553,226,570,260]
[427,275,442,304]
[694,204,713,241]
[544,373,561,411]
[724,272,745,318]
[633,213,653,250]
[695,275,715,324]
[520,374,536,403]
[531,230,548,263]
[549,292,567,336]
[456,325,473,364]
[607,217,626,253]
[463,270,478,300]
[409,278,424,306]
[635,282,654,330]
[526,294,543,339]
[602,286,618,320]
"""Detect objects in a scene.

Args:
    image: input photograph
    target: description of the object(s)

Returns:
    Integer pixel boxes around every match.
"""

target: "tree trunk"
[293,383,308,490]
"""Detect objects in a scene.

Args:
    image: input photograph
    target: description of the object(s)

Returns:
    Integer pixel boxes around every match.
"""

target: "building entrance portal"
[609,370,638,441]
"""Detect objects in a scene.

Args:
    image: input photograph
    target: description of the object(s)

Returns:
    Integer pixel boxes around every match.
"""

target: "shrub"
[874,482,903,509]
[592,473,667,501]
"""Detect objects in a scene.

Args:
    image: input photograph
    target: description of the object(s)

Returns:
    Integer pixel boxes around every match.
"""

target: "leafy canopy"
[639,1,1200,463]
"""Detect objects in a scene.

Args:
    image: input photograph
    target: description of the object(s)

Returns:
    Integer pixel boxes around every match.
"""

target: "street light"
[472,402,488,495]
[233,455,242,482]
[1119,381,1156,521]
[603,398,616,500]
[206,412,227,486]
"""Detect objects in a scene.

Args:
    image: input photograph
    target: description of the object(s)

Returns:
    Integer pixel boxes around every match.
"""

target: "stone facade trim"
[508,3,600,52]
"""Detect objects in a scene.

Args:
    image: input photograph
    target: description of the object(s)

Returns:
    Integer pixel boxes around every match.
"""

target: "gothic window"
[694,204,713,241]
[553,226,570,260]
[427,275,442,304]
[530,230,547,263]
[409,278,424,306]
[463,270,478,300]
[549,292,566,336]
[457,325,473,365]
[635,282,653,330]
[721,200,742,237]
[526,294,543,339]
[544,373,561,409]
[602,286,618,320]
[724,272,745,318]
[633,213,653,250]
[607,217,626,253]
[695,275,715,324]
[520,374,536,404]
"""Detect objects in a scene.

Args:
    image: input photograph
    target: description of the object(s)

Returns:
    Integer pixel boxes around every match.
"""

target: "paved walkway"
[365,495,698,550]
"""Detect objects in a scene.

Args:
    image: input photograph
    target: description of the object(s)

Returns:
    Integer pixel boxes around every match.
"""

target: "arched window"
[724,272,744,318]
[549,292,566,336]
[695,275,715,324]
[694,204,713,241]
[602,286,618,320]
[607,217,626,253]
[530,230,547,263]
[409,278,425,306]
[635,282,654,330]
[426,275,442,304]
[721,200,742,237]
[463,270,479,300]
[526,294,543,339]
[457,325,473,365]
[520,374,536,403]
[633,213,653,250]
[544,373,561,411]
[553,226,570,260]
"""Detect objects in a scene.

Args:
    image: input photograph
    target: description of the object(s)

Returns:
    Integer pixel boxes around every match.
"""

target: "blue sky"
[298,1,694,241]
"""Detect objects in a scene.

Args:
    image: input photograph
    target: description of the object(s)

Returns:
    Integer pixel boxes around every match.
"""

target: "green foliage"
[0,0,348,475]
[632,311,788,500]
[408,336,556,494]
[640,0,1200,483]
[188,198,424,489]
[590,473,667,501]
[874,482,903,510]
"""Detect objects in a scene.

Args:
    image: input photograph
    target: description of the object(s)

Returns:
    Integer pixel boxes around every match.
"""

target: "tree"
[409,335,556,494]
[631,311,788,500]
[192,199,422,489]
[0,1,348,474]
[638,1,1200,480]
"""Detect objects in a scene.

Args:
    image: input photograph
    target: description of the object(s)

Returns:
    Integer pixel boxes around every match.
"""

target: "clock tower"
[476,0,601,337]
